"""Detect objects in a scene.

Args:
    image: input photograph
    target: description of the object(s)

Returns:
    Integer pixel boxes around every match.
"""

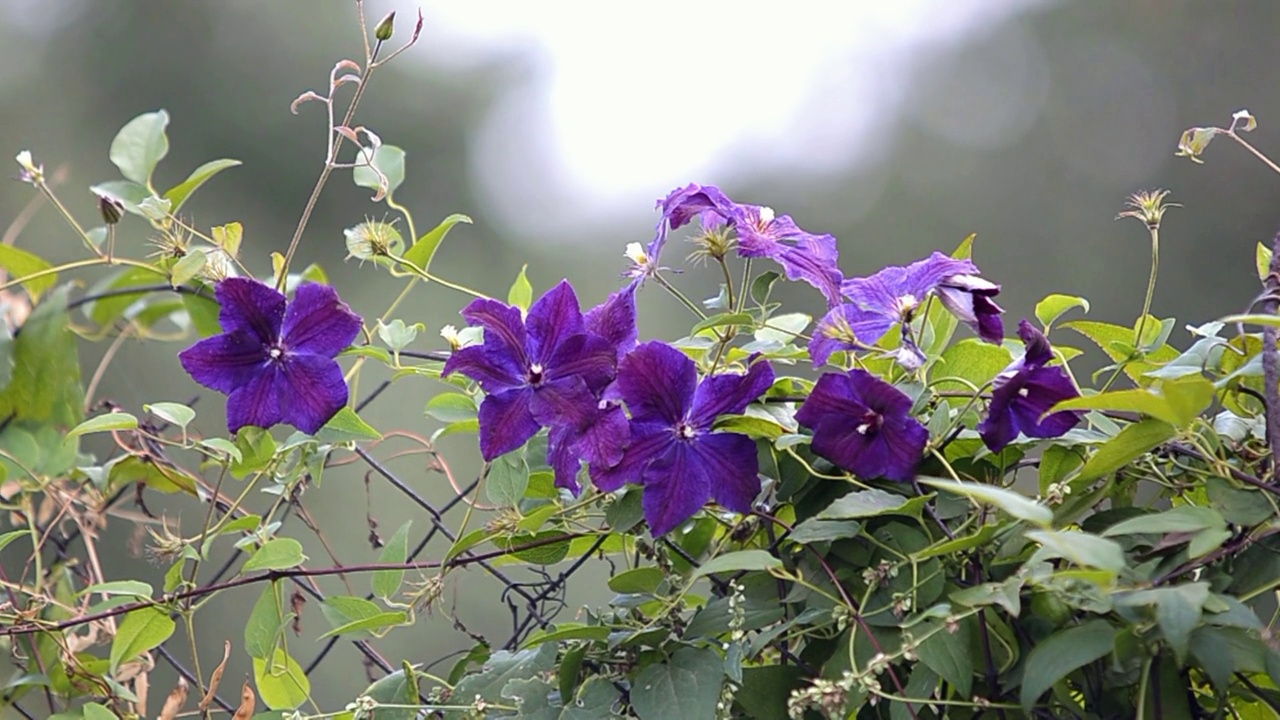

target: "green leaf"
[90,179,151,217]
[451,644,557,711]
[815,488,925,520]
[1062,319,1180,382]
[1259,241,1274,282]
[182,291,222,337]
[692,550,781,579]
[1102,506,1225,536]
[631,646,723,720]
[242,538,306,573]
[1220,313,1280,329]
[496,532,572,565]
[109,110,170,186]
[932,339,1013,392]
[376,318,421,352]
[1077,418,1177,482]
[317,610,407,639]
[253,648,310,710]
[110,606,176,672]
[0,289,82,426]
[750,270,782,306]
[507,265,533,311]
[1020,619,1117,709]
[0,245,55,301]
[145,402,195,429]
[352,145,406,198]
[402,213,472,272]
[920,478,1052,527]
[915,619,973,698]
[425,392,478,423]
[212,222,244,258]
[79,580,152,599]
[170,251,206,287]
[245,583,287,659]
[66,412,137,439]
[0,529,28,555]
[1118,583,1209,663]
[1026,529,1125,573]
[607,567,665,595]
[787,518,862,544]
[163,158,241,212]
[692,312,755,336]
[1052,376,1214,429]
[82,702,118,720]
[314,407,382,443]
[1035,294,1090,329]
[320,595,384,639]
[1206,476,1274,526]
[486,449,530,508]
[520,623,613,649]
[359,669,420,720]
[81,265,166,326]
[231,427,276,479]
[373,521,411,600]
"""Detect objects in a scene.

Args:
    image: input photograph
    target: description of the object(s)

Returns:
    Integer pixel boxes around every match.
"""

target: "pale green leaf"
[920,478,1052,527]
[241,538,306,573]
[253,648,310,710]
[692,550,781,579]
[110,606,176,672]
[507,264,533,311]
[110,110,170,186]
[1020,620,1117,709]
[403,213,472,272]
[373,521,411,600]
[163,158,241,212]
[0,245,55,301]
[66,412,137,439]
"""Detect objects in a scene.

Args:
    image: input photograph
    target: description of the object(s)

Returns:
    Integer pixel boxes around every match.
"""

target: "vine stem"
[1262,227,1280,477]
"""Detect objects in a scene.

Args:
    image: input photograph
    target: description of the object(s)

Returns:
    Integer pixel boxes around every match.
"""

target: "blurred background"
[3,0,1280,712]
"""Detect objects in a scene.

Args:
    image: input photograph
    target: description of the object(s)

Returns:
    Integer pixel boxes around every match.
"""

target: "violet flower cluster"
[178,182,1084,536]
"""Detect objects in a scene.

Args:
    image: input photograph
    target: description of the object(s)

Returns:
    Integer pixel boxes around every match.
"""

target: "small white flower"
[440,324,462,349]
[14,150,41,183]
[624,242,649,265]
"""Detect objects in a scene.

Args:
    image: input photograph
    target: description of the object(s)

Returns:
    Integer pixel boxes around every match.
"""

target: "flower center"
[675,421,697,440]
[892,294,920,322]
[268,344,285,361]
[856,409,884,436]
[1017,387,1030,398]
[528,362,544,386]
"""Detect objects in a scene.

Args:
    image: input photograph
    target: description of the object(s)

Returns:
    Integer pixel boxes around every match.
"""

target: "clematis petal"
[530,376,598,427]
[935,274,1004,344]
[477,387,540,461]
[1017,319,1053,367]
[795,373,862,427]
[179,330,269,393]
[841,268,909,314]
[590,422,670,493]
[1011,367,1082,439]
[695,433,762,514]
[279,354,350,435]
[584,286,638,361]
[547,424,584,494]
[442,345,525,393]
[776,246,845,307]
[641,443,712,537]
[543,333,617,392]
[216,277,286,343]
[809,305,895,366]
[527,280,586,363]
[848,368,915,417]
[226,364,285,434]
[460,298,529,368]
[688,358,775,429]
[281,282,362,357]
[547,402,631,493]
[877,415,929,481]
[616,341,696,425]
[644,183,736,273]
[978,374,1022,452]
[900,253,979,298]
[797,370,925,481]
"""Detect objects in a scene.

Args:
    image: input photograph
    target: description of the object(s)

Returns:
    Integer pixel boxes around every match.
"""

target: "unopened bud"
[97,193,124,225]
[15,150,42,184]
[374,12,396,41]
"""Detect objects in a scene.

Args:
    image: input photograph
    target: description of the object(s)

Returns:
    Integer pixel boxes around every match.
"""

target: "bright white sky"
[419,0,1050,239]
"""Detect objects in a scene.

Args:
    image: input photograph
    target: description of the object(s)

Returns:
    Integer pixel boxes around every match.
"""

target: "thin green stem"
[0,257,163,293]
[35,180,101,257]
[1226,132,1280,176]
[653,273,707,320]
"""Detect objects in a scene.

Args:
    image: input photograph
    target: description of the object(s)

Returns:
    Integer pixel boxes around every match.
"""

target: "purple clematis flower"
[796,369,927,482]
[978,319,1083,452]
[631,183,735,285]
[810,252,1004,367]
[731,203,844,306]
[592,342,775,536]
[179,277,362,435]
[443,281,624,475]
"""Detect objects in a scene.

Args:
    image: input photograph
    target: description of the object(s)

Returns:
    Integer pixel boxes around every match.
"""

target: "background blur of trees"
[3,0,1279,709]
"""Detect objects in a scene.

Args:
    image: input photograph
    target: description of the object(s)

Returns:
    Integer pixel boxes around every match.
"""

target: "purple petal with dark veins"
[527,280,585,363]
[279,353,350,434]
[543,333,617,392]
[616,341,696,425]
[900,253,979,298]
[460,298,529,368]
[226,364,285,434]
[529,375,599,427]
[441,344,525,393]
[477,387,540,461]
[547,424,584,494]
[590,422,671,493]
[216,277,286,343]
[776,246,845,307]
[584,287,638,361]
[641,443,711,537]
[796,370,925,481]
[809,304,895,366]
[1011,367,1082,439]
[1017,319,1052,367]
[688,359,774,430]
[179,330,269,393]
[281,282,362,357]
[697,433,762,514]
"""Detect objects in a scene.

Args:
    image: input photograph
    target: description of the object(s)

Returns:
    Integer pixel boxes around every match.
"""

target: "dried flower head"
[1117,188,1179,230]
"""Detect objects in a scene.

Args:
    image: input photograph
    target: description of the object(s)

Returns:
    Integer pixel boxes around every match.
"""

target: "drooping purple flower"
[810,252,1004,367]
[630,183,735,285]
[179,277,362,435]
[591,342,774,536]
[978,319,1082,452]
[731,203,844,306]
[795,369,927,482]
[443,281,623,469]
